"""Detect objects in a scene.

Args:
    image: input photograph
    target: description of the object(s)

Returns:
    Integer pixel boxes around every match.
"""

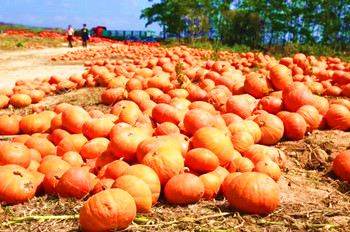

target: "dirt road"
[0,47,88,89]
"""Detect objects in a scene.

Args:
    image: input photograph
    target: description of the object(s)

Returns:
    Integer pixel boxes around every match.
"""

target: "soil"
[0,47,87,89]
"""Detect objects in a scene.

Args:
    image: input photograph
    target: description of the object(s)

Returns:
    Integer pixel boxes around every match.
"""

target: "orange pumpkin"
[192,127,235,166]
[164,173,204,205]
[0,143,31,168]
[333,150,350,181]
[269,64,293,90]
[226,172,280,214]
[111,175,152,213]
[79,189,137,232]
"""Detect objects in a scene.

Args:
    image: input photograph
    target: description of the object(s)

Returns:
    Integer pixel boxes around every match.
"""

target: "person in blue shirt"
[81,24,89,48]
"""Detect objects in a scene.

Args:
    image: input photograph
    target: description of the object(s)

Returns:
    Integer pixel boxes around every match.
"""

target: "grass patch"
[0,34,64,50]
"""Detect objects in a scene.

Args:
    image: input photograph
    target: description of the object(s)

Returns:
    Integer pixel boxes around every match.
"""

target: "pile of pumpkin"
[0,44,350,231]
[3,30,35,36]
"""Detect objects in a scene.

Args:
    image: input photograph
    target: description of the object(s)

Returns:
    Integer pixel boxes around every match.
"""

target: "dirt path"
[0,47,88,89]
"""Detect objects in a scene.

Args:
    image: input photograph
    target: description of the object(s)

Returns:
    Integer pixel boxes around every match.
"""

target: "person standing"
[66,25,75,48]
[81,24,89,48]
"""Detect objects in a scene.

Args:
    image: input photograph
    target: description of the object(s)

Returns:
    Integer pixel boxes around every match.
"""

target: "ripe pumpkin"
[164,173,205,205]
[0,115,21,135]
[61,106,91,134]
[226,94,257,119]
[282,82,314,112]
[277,112,307,140]
[151,103,182,125]
[333,150,350,181]
[244,73,273,98]
[90,178,115,195]
[226,172,280,214]
[325,104,350,131]
[243,144,287,168]
[19,114,50,134]
[199,172,221,199]
[50,128,70,146]
[154,122,180,136]
[42,168,67,196]
[56,134,88,156]
[183,108,216,136]
[0,142,31,168]
[9,93,32,108]
[24,137,56,157]
[296,105,320,132]
[57,167,93,198]
[112,175,152,213]
[253,160,281,182]
[80,137,110,160]
[192,127,235,166]
[257,96,283,114]
[82,117,115,139]
[110,126,151,163]
[97,159,130,180]
[141,146,184,186]
[184,148,219,173]
[230,131,255,154]
[94,149,117,173]
[269,64,293,90]
[121,164,161,205]
[0,165,36,205]
[222,172,242,197]
[79,189,137,232]
[61,151,84,167]
[228,120,261,144]
[252,111,284,145]
[37,157,71,175]
[226,157,254,173]
[0,94,9,109]
[136,135,182,162]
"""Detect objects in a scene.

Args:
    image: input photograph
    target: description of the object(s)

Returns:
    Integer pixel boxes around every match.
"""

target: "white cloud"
[61,0,71,8]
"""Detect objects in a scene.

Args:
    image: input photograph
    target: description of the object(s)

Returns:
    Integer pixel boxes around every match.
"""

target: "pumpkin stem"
[181,167,190,174]
[258,121,265,127]
[13,170,23,177]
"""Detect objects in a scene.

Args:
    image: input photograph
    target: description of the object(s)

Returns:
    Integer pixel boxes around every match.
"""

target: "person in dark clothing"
[81,24,89,48]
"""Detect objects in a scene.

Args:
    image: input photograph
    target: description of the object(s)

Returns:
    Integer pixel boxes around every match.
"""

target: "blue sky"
[0,0,163,34]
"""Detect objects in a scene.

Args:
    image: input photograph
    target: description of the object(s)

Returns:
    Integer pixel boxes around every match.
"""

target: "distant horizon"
[0,0,163,34]
[0,21,159,33]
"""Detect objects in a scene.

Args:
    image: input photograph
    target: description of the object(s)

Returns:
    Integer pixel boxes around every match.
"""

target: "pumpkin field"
[0,31,349,231]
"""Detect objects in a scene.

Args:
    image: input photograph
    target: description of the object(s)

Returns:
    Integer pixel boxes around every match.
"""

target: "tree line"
[140,0,349,50]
